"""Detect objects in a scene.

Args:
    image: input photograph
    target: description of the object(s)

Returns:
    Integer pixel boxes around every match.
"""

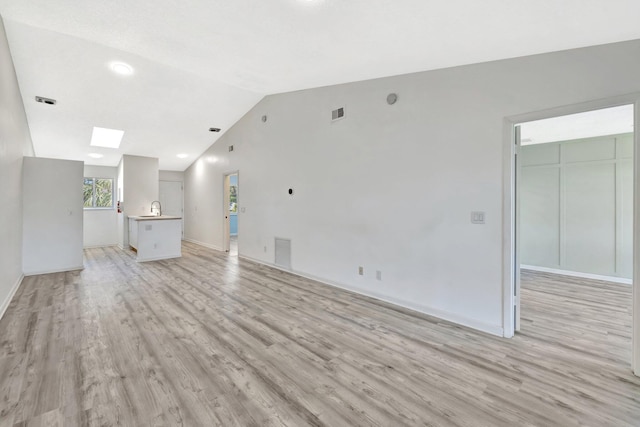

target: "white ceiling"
[1,0,640,170]
[520,105,634,145]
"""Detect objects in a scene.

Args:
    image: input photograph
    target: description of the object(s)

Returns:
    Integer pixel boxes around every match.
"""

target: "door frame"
[222,171,239,253]
[502,93,640,376]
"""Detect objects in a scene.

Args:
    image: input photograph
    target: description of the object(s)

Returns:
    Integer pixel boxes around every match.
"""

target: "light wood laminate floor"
[1,243,639,426]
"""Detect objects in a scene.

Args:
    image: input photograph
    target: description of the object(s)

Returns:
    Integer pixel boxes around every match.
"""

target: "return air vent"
[331,107,345,122]
[35,96,56,105]
[274,238,291,270]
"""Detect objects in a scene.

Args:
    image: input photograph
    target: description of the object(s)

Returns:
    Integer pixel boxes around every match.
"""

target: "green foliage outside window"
[229,185,238,213]
[84,178,113,208]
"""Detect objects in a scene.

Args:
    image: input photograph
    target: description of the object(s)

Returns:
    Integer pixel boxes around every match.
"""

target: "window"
[84,177,114,209]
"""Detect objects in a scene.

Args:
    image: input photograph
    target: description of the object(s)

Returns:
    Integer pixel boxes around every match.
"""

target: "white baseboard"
[184,238,223,252]
[24,265,84,277]
[0,274,24,321]
[521,265,632,285]
[240,254,504,337]
[137,254,182,263]
[83,244,118,249]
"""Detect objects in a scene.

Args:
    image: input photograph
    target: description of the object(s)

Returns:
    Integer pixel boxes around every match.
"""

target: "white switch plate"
[471,211,485,224]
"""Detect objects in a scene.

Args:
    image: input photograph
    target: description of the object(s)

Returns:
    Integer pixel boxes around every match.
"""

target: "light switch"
[471,211,485,224]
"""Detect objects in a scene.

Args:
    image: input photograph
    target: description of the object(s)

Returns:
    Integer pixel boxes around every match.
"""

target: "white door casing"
[503,95,640,377]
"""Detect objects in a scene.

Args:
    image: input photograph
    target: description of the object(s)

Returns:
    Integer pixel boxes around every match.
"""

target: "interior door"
[223,174,231,252]
[159,180,184,238]
[514,125,522,332]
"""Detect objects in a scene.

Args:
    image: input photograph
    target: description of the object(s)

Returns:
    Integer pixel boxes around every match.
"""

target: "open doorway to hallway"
[514,104,634,365]
[223,172,239,256]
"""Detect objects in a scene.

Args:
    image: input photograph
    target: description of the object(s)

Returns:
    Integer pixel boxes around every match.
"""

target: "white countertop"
[128,215,182,221]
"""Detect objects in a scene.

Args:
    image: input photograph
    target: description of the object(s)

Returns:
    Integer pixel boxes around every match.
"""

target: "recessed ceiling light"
[177,153,189,159]
[88,153,104,159]
[90,127,124,148]
[110,61,134,76]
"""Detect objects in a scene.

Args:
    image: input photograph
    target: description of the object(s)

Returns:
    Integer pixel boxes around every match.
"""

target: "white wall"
[118,155,159,246]
[160,171,184,237]
[123,155,159,215]
[0,15,34,318]
[83,165,118,248]
[521,134,633,280]
[23,157,84,275]
[159,170,184,182]
[184,39,640,336]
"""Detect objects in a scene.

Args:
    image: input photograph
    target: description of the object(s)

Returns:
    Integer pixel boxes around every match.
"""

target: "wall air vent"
[331,107,345,122]
[35,96,56,105]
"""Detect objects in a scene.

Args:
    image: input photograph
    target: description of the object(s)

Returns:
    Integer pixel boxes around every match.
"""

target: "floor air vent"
[274,238,291,270]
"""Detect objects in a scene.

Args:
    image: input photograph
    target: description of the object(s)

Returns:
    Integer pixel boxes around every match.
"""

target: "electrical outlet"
[358,266,364,275]
[376,270,382,281]
[471,211,485,224]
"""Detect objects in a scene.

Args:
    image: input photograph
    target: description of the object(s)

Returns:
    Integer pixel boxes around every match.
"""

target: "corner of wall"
[0,14,33,321]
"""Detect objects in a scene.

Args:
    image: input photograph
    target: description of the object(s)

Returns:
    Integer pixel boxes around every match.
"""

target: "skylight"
[90,127,124,149]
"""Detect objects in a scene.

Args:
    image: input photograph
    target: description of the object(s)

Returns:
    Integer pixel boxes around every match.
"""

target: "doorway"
[223,172,239,256]
[504,99,639,375]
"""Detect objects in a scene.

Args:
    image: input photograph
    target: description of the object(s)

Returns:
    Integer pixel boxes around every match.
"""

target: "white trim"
[184,238,222,252]
[0,275,24,321]
[136,254,182,263]
[502,118,517,337]
[241,255,504,337]
[83,244,118,249]
[521,265,632,285]
[23,266,84,276]
[634,99,640,376]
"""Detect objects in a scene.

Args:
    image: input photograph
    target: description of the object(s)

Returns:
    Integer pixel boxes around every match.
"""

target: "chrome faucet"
[151,200,162,216]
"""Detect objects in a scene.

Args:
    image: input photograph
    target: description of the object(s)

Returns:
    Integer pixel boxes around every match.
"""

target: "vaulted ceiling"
[2,0,639,170]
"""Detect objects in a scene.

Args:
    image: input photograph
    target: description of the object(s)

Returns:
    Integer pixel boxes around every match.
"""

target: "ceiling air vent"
[35,96,56,105]
[331,107,345,122]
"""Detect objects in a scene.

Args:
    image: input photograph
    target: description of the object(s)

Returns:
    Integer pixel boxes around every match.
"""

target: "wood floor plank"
[0,244,639,426]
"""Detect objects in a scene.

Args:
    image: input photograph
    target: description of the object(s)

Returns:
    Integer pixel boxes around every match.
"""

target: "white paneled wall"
[520,133,633,279]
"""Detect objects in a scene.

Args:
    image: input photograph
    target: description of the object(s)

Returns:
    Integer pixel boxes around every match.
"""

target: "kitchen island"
[128,215,182,262]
